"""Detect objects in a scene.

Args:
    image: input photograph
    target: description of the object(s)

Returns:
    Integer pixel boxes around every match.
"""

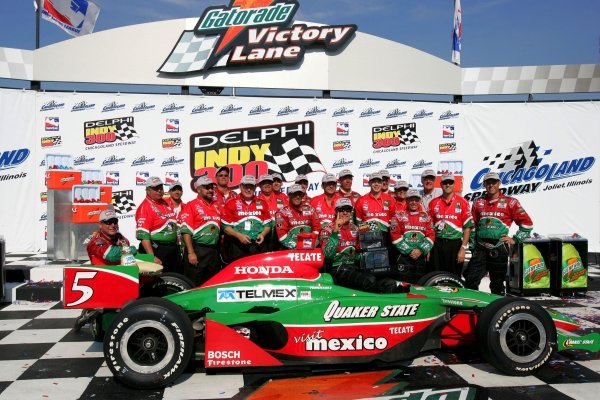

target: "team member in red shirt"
[222,175,272,262]
[135,176,180,272]
[310,173,341,228]
[379,169,391,194]
[336,169,361,205]
[390,189,435,283]
[393,180,409,211]
[354,171,396,236]
[180,175,221,286]
[275,184,321,249]
[213,166,237,212]
[294,174,312,204]
[271,172,289,208]
[464,172,533,294]
[86,209,136,265]
[428,173,473,276]
[165,181,185,220]
[257,173,285,251]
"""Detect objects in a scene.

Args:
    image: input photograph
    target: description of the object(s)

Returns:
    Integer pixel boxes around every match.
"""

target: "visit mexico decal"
[158,0,356,74]
[464,140,595,202]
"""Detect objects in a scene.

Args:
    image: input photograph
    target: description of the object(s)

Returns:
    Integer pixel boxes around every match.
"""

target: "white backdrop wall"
[0,89,598,253]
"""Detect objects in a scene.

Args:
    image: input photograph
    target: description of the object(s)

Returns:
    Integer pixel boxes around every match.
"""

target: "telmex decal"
[217,285,297,302]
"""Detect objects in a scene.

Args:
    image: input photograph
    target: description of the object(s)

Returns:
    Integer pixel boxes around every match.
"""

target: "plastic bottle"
[120,241,137,266]
[522,243,550,289]
[562,243,586,288]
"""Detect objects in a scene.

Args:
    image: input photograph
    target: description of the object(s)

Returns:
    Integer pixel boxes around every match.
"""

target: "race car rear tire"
[417,271,465,288]
[140,272,195,297]
[476,297,556,376]
[103,297,194,389]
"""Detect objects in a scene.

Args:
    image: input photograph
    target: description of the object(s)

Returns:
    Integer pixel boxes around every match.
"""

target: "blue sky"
[1,0,599,68]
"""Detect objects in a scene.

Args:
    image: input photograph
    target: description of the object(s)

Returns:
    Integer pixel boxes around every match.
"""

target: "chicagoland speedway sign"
[158,0,356,74]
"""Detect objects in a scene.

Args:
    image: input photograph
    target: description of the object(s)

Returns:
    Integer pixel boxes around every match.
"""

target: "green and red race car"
[63,249,600,389]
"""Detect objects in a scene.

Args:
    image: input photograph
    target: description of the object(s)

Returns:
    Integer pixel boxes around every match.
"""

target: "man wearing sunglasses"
[222,175,272,261]
[135,176,180,272]
[428,173,473,277]
[180,175,221,286]
[86,209,136,265]
[214,166,238,212]
[310,173,341,228]
[275,184,320,250]
[390,190,435,283]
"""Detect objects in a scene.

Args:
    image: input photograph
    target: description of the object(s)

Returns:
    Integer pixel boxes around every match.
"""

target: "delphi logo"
[158,0,356,74]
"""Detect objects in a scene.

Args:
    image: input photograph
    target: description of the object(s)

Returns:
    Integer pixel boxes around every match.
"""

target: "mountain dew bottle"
[562,243,587,288]
[522,243,550,289]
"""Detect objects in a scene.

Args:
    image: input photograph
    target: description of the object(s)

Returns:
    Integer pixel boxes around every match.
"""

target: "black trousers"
[463,243,510,295]
[183,243,219,286]
[224,236,266,263]
[138,241,181,274]
[431,238,464,276]
[393,254,428,284]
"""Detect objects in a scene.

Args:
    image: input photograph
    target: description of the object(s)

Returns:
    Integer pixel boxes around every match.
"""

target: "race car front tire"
[417,271,465,288]
[103,297,194,389]
[140,272,195,297]
[476,297,556,376]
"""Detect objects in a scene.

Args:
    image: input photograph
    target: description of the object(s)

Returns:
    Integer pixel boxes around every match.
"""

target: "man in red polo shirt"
[354,171,396,236]
[393,180,409,211]
[213,166,237,212]
[428,172,473,276]
[135,176,180,272]
[336,169,361,205]
[180,175,221,285]
[275,184,321,250]
[86,209,136,265]
[310,173,341,228]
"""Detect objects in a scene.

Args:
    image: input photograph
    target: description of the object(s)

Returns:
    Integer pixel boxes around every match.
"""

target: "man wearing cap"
[86,209,136,265]
[275,184,320,250]
[214,166,238,212]
[310,173,341,228]
[135,176,180,272]
[294,174,312,204]
[354,171,396,237]
[428,173,473,276]
[336,169,361,204]
[380,170,391,194]
[390,189,435,283]
[320,198,406,293]
[419,169,442,211]
[271,172,289,208]
[165,181,185,220]
[464,172,533,294]
[222,175,273,261]
[393,180,410,211]
[256,173,283,251]
[180,176,221,285]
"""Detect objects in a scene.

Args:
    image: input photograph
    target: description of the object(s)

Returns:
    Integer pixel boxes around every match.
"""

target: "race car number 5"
[66,271,98,307]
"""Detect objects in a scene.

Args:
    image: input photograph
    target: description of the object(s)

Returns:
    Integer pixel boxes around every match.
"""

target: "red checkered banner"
[0,89,598,252]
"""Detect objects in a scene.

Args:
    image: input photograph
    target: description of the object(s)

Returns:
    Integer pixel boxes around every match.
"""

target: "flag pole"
[35,0,41,49]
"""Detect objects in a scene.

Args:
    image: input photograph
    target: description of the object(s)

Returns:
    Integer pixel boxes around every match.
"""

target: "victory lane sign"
[190,121,316,187]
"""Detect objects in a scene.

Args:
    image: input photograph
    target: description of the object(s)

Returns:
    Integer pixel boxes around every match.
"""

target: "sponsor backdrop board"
[0,89,598,253]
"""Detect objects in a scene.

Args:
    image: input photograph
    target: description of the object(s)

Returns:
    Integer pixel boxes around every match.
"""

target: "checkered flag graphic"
[115,122,138,141]
[112,190,137,215]
[52,137,62,145]
[265,138,325,181]
[158,31,228,74]
[399,126,419,144]
[482,140,546,172]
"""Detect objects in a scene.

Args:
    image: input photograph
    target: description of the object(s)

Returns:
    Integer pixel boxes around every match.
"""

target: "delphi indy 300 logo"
[158,0,356,74]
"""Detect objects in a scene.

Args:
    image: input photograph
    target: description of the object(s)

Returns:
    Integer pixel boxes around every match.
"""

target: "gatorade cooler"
[549,235,588,296]
[508,238,551,296]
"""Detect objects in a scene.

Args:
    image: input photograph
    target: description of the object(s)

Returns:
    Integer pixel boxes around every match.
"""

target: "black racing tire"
[103,297,194,389]
[140,272,195,297]
[476,297,556,376]
[417,271,466,288]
